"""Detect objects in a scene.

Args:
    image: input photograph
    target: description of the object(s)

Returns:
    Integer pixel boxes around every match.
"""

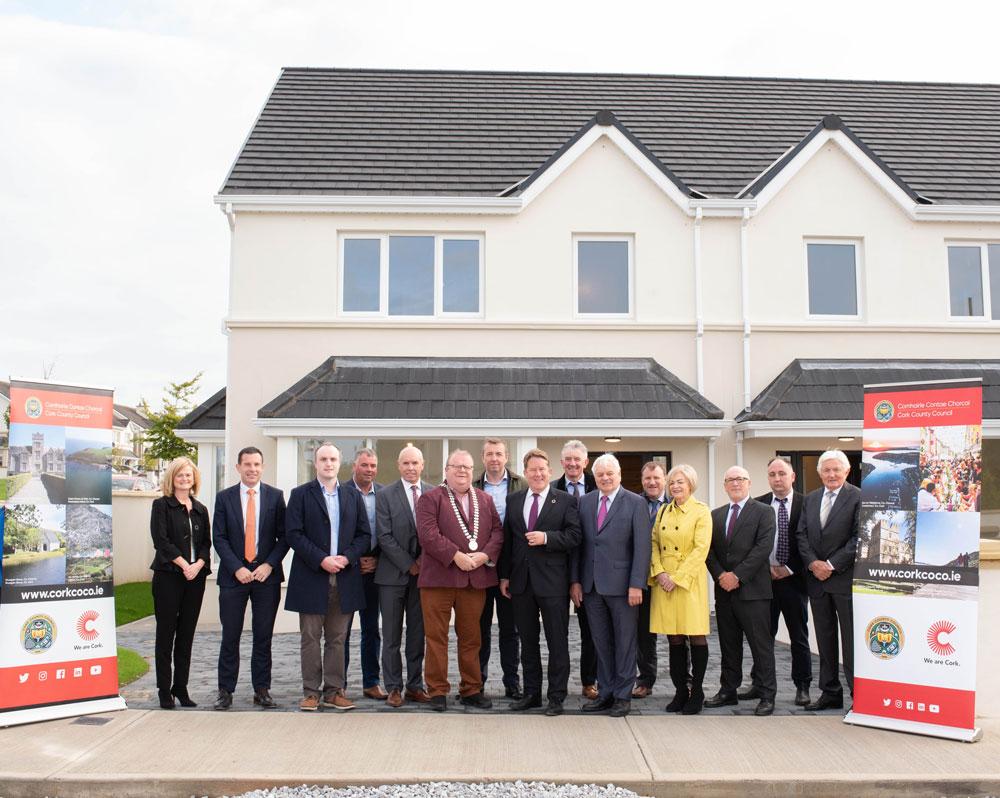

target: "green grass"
[1,549,64,566]
[114,581,154,626]
[0,472,31,500]
[117,646,149,687]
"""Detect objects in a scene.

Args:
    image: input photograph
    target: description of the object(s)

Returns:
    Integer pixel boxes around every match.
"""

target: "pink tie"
[527,493,540,531]
[410,484,419,517]
[597,495,609,530]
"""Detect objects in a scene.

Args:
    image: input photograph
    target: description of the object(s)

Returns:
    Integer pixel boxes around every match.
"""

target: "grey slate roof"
[258,357,723,421]
[113,404,151,430]
[176,387,227,431]
[736,360,1000,422]
[221,68,1000,204]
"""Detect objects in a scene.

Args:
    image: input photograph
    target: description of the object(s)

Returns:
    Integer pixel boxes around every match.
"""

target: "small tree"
[5,504,41,551]
[139,373,203,464]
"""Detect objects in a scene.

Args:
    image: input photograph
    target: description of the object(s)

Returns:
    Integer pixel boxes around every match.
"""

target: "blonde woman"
[648,464,712,714]
[149,456,211,709]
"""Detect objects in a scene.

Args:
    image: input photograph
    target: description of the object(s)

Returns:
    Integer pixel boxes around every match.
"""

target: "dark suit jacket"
[149,494,212,574]
[374,479,435,586]
[755,490,806,585]
[551,472,597,496]
[499,487,581,597]
[284,480,371,614]
[213,482,288,587]
[795,482,861,597]
[416,486,503,590]
[573,488,651,596]
[707,499,775,601]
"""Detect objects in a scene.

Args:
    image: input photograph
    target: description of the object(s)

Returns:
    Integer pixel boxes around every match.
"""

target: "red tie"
[527,493,540,531]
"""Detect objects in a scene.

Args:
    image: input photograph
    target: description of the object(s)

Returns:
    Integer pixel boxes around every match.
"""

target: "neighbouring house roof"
[220,68,1000,204]
[176,388,227,431]
[736,360,1000,423]
[257,357,724,421]
[113,404,151,430]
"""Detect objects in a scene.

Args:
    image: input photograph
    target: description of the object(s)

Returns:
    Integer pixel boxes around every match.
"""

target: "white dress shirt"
[769,493,794,573]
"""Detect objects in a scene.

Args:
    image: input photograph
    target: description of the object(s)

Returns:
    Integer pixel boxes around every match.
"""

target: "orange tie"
[245,488,257,562]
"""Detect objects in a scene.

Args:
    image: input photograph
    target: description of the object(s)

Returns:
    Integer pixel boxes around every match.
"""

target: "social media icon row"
[17,664,102,683]
[882,697,939,713]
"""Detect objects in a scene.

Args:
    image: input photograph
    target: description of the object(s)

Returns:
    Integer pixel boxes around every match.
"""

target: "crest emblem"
[866,616,904,660]
[873,400,894,423]
[24,396,43,419]
[22,615,56,654]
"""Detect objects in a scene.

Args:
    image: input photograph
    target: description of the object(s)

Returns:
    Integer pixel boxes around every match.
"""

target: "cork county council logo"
[873,400,894,423]
[24,396,43,419]
[76,610,100,642]
[866,616,904,659]
[21,615,56,654]
[927,619,956,656]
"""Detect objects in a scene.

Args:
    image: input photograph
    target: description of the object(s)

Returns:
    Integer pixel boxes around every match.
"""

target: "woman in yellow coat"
[648,463,711,714]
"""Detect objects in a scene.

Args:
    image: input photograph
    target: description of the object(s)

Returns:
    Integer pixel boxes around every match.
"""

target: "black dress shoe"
[460,692,493,709]
[609,699,631,718]
[428,695,447,712]
[253,688,277,708]
[794,687,811,706]
[214,689,233,710]
[544,700,564,716]
[158,690,175,710]
[737,686,762,701]
[505,685,524,700]
[754,699,775,716]
[170,687,197,708]
[703,691,738,708]
[581,696,614,713]
[510,694,542,711]
[805,694,844,711]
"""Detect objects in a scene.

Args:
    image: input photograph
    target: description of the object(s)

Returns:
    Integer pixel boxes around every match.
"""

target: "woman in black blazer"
[149,456,211,709]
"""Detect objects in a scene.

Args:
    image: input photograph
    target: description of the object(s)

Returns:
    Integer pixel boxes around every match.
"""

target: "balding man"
[571,454,651,718]
[796,449,860,712]
[285,443,371,712]
[704,466,777,716]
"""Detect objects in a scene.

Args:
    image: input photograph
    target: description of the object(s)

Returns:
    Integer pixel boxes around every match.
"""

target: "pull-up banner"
[0,379,126,726]
[846,378,982,742]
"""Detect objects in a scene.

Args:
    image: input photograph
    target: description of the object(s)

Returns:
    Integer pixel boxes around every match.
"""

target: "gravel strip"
[215,782,650,798]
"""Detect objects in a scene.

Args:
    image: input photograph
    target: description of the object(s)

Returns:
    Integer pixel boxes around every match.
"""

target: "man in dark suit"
[552,439,599,700]
[212,446,288,710]
[704,466,777,716]
[285,443,371,712]
[499,447,581,716]
[342,448,386,700]
[473,437,523,700]
[755,456,812,707]
[633,461,666,699]
[796,449,861,711]
[374,445,434,707]
[571,453,651,718]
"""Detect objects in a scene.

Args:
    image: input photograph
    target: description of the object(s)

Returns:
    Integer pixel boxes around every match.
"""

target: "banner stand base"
[845,711,982,743]
[0,696,127,729]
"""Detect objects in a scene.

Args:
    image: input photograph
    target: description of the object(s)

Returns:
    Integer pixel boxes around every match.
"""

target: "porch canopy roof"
[253,356,726,438]
[735,359,1000,438]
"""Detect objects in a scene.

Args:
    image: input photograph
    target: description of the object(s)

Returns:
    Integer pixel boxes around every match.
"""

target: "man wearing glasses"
[415,450,504,711]
[704,466,777,716]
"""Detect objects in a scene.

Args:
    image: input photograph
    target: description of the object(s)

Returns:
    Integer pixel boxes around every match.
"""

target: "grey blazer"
[573,488,651,596]
[374,479,435,587]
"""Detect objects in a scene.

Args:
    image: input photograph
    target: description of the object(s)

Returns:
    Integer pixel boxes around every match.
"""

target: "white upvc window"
[339,233,484,318]
[947,243,1000,321]
[805,239,863,319]
[573,234,634,318]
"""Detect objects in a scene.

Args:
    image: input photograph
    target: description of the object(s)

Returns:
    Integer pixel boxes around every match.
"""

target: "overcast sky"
[3,0,999,411]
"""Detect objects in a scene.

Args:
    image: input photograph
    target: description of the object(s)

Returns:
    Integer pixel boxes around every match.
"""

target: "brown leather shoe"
[299,695,320,712]
[632,685,652,699]
[386,689,404,708]
[582,684,599,700]
[363,685,388,700]
[404,688,431,703]
[322,690,355,710]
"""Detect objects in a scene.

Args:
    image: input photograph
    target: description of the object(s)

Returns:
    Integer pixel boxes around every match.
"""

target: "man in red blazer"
[416,449,503,711]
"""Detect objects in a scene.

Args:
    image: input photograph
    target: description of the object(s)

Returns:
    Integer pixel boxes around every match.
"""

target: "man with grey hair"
[796,449,861,712]
[571,453,651,717]
[552,439,599,699]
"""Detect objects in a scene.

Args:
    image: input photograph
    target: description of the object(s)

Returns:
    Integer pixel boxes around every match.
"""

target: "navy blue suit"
[574,487,652,701]
[285,481,371,616]
[212,482,288,692]
[341,480,384,689]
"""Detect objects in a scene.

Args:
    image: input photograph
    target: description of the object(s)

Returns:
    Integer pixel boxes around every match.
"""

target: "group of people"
[918,452,982,512]
[148,438,861,719]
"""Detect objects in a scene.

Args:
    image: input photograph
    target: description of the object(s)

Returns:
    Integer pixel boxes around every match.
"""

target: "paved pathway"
[118,615,834,717]
[9,474,51,502]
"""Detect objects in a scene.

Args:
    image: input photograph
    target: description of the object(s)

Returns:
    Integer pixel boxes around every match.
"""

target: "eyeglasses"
[447,464,474,472]
[724,477,749,484]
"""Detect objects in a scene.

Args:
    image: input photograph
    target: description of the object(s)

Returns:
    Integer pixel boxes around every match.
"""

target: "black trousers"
[636,587,657,688]
[345,571,381,688]
[152,570,206,692]
[810,591,854,698]
[479,584,520,689]
[715,594,777,701]
[576,602,598,686]
[217,578,281,692]
[511,582,570,702]
[770,576,812,688]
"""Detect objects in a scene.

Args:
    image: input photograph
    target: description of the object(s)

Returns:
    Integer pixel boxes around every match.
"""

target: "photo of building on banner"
[846,379,982,742]
[0,379,126,727]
